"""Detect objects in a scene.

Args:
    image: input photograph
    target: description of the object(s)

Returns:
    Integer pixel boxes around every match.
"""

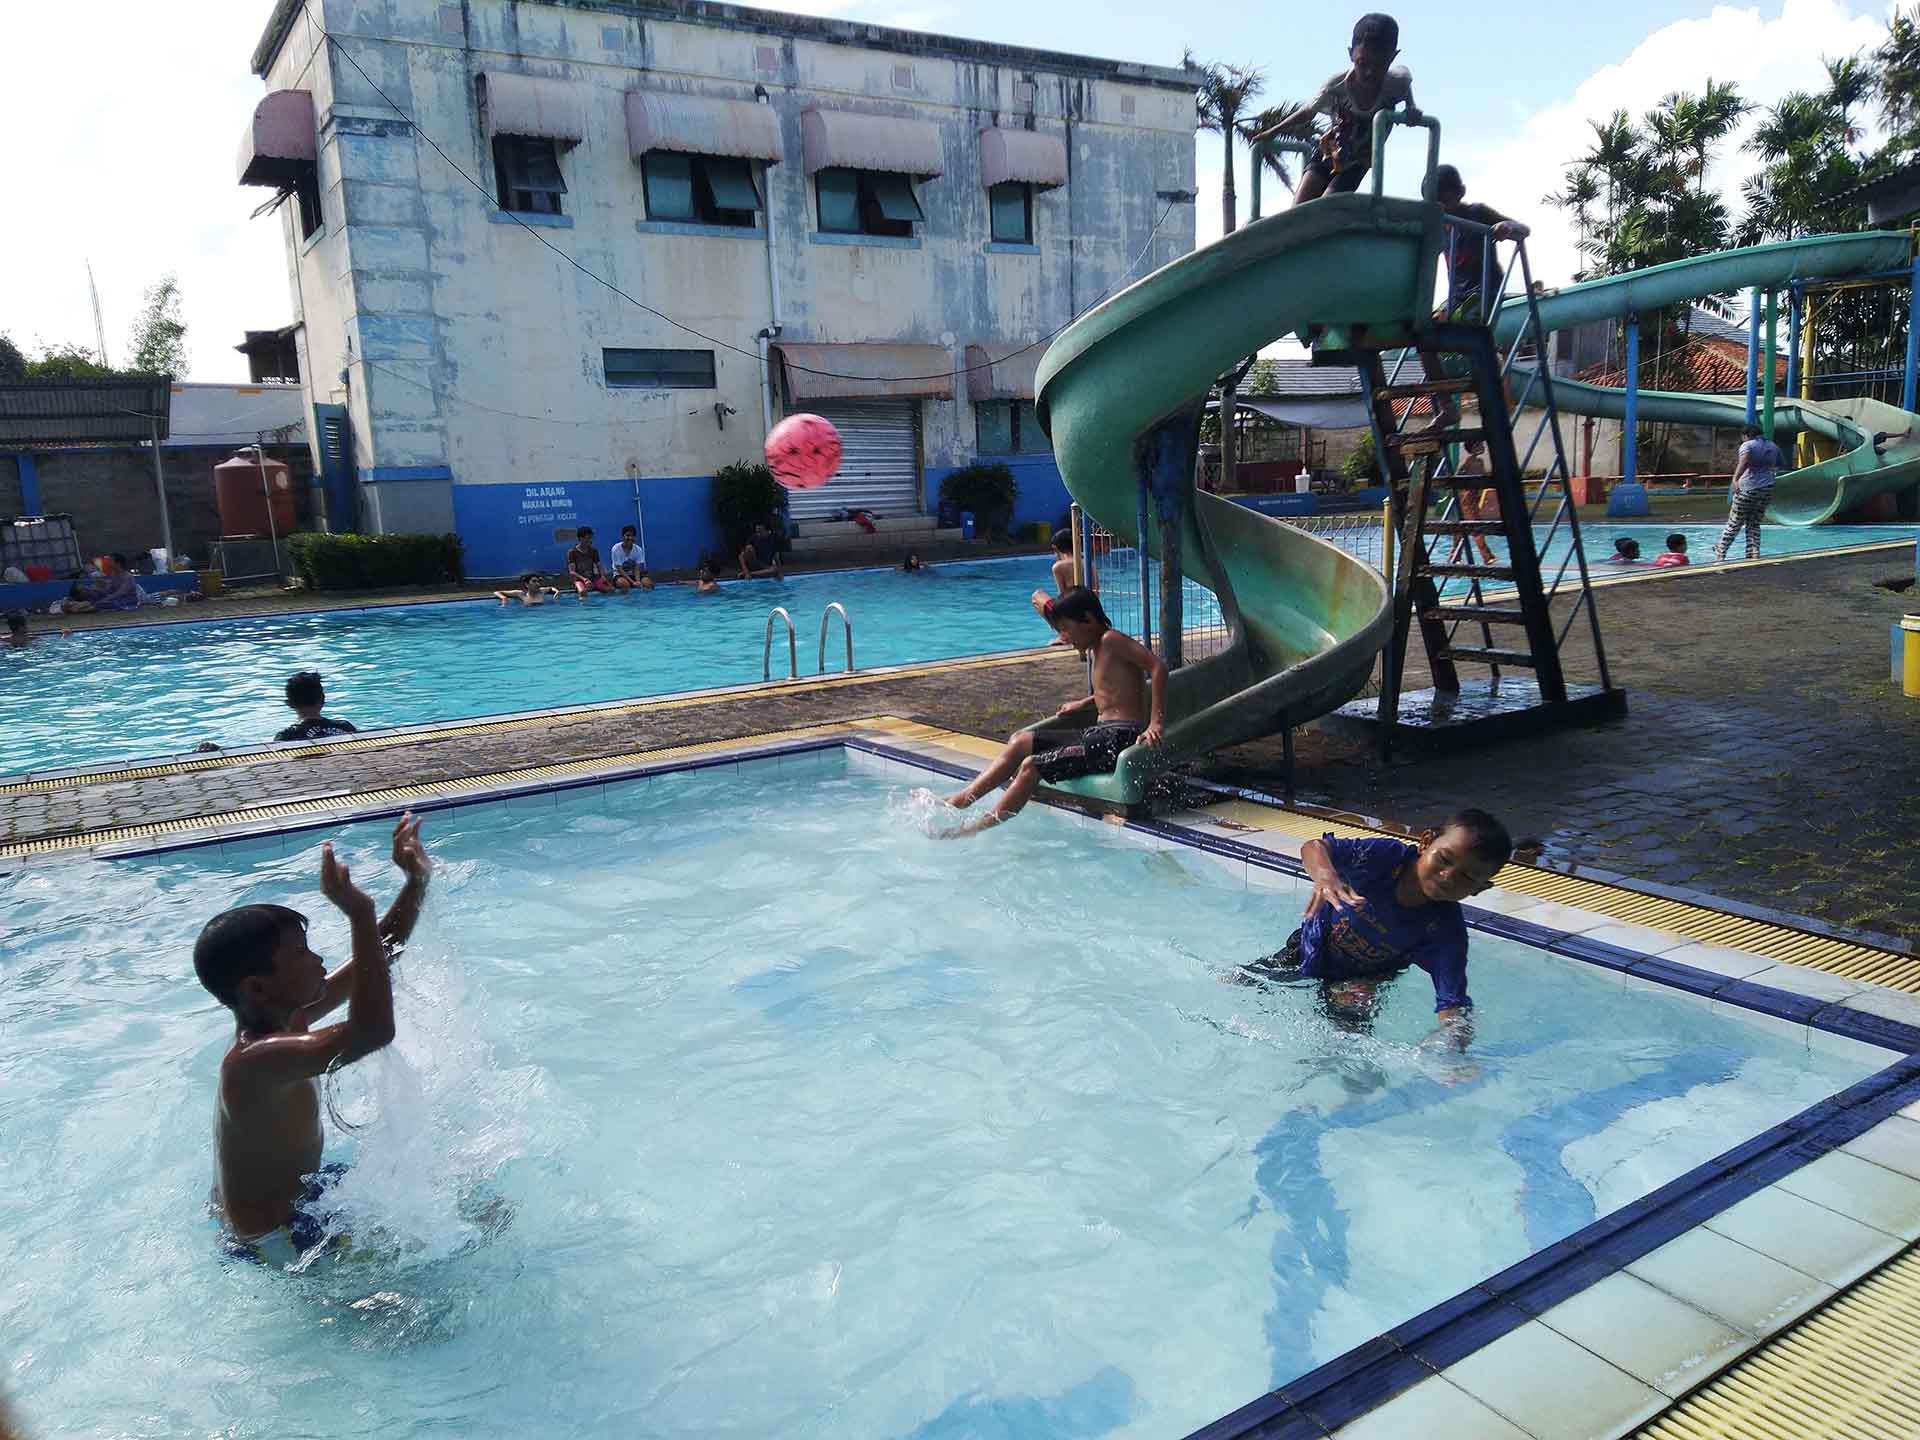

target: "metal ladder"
[763,603,856,680]
[1322,222,1615,757]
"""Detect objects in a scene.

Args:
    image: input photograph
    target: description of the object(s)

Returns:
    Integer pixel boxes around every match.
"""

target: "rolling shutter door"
[786,399,921,520]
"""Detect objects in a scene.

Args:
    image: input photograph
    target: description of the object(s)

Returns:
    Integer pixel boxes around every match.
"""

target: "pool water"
[0,752,1880,1439]
[0,556,1061,776]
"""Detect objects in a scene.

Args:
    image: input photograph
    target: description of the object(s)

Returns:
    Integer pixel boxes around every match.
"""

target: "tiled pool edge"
[15,723,1920,1440]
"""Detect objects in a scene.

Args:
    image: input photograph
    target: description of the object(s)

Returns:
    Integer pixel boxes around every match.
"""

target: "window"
[604,348,717,389]
[494,135,567,215]
[816,167,923,238]
[975,399,1050,455]
[989,181,1032,244]
[642,152,760,227]
[292,168,323,240]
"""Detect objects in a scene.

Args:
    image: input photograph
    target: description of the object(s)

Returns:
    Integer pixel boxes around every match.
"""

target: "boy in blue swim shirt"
[1248,809,1511,1043]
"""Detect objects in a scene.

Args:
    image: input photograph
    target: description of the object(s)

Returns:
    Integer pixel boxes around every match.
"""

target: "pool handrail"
[818,602,854,675]
[763,606,797,681]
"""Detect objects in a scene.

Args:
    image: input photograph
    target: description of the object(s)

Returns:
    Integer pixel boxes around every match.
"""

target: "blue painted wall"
[451,476,723,578]
[925,453,1072,533]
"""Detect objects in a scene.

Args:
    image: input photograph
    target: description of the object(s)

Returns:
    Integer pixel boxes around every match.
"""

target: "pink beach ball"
[765,413,843,490]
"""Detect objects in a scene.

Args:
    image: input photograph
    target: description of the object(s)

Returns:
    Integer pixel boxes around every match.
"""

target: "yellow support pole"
[1381,498,1395,590]
[1798,294,1818,469]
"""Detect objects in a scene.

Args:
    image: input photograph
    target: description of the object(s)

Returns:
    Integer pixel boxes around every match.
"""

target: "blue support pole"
[1904,257,1920,414]
[1762,290,1778,436]
[1624,316,1640,486]
[1135,469,1152,650]
[13,451,42,514]
[1745,287,1761,427]
[1785,291,1802,403]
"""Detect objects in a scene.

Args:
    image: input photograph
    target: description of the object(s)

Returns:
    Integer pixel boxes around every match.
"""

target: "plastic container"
[213,453,296,538]
[1902,615,1920,698]
[199,570,224,597]
[960,511,975,542]
[149,548,171,574]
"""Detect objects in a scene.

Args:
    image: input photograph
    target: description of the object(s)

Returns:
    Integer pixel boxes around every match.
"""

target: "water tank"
[213,451,297,537]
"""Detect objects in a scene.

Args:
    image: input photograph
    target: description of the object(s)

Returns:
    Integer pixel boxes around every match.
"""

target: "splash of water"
[308,934,545,1271]
[890,785,972,837]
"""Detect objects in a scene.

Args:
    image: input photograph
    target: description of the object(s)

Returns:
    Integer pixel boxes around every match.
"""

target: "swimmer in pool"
[495,572,560,605]
[1238,810,1509,1056]
[194,814,431,1262]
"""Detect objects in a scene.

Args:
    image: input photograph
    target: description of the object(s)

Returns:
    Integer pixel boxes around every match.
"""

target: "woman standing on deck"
[1714,425,1782,562]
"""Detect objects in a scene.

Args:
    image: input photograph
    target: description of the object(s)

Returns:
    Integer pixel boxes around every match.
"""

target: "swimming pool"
[0,556,1062,776]
[0,748,1894,1439]
[6,523,1911,779]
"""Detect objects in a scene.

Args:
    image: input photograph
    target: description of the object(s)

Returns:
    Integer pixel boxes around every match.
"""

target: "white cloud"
[1448,0,1888,292]
[0,1,293,381]
[1195,0,1889,301]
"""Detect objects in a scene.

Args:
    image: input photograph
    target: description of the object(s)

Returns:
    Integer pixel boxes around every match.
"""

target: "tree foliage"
[22,344,118,381]
[126,274,187,377]
[0,334,25,385]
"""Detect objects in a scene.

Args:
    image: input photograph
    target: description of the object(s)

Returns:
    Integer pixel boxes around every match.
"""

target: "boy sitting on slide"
[944,587,1164,835]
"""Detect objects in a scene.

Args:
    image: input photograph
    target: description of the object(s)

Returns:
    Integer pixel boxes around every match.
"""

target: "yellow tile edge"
[896,726,1920,993]
[0,717,926,859]
[0,649,1069,796]
[1634,1242,1920,1440]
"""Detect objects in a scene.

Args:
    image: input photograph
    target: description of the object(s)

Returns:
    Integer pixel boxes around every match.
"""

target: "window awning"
[237,89,316,187]
[625,90,783,164]
[800,108,943,177]
[478,71,585,147]
[774,342,953,401]
[965,343,1044,401]
[978,128,1068,190]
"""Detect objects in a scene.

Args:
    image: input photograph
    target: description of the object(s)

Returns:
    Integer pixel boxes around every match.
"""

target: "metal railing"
[1069,503,1231,666]
[762,606,797,681]
[818,602,854,675]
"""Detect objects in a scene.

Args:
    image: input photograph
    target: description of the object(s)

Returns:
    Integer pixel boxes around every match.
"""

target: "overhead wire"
[298,0,1181,387]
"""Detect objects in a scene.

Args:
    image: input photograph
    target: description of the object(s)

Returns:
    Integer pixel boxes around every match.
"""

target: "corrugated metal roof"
[1242,357,1364,399]
[625,89,784,162]
[775,342,954,400]
[0,379,173,445]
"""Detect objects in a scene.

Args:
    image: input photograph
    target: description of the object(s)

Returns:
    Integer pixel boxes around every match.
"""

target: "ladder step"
[1422,519,1504,534]
[1425,604,1529,624]
[1420,562,1515,580]
[1387,427,1486,450]
[1375,379,1477,402]
[1440,646,1538,668]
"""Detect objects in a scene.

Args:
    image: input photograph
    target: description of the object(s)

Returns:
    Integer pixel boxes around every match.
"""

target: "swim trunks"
[222,1161,350,1267]
[1301,155,1369,193]
[1029,721,1142,782]
[1237,929,1396,1032]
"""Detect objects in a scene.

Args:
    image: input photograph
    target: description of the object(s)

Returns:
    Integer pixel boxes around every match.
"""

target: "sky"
[0,0,1896,381]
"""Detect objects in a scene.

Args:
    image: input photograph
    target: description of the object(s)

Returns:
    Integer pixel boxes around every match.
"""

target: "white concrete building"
[240,0,1196,576]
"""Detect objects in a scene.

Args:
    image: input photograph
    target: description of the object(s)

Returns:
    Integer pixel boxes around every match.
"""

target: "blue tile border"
[60,734,1920,1438]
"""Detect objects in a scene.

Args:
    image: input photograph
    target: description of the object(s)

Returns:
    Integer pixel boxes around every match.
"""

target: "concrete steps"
[789,515,963,556]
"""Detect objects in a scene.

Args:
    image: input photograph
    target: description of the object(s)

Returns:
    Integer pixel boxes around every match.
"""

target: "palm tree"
[1874,5,1920,137]
[1189,52,1265,495]
[1824,56,1872,150]
[1240,101,1317,200]
[1188,52,1265,237]
[1544,165,1602,275]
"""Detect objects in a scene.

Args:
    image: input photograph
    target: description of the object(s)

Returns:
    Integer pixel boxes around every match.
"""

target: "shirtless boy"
[944,586,1165,834]
[194,814,431,1263]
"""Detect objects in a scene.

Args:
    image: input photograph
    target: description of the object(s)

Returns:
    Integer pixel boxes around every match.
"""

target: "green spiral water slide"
[1491,231,1920,525]
[1032,192,1445,807]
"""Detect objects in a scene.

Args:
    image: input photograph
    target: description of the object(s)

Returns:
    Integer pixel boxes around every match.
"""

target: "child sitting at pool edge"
[194,814,432,1262]
[1243,810,1511,1048]
[944,586,1164,835]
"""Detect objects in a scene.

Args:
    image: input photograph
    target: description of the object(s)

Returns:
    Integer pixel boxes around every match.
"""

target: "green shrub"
[287,531,465,590]
[1341,433,1378,486]
[939,462,1018,538]
[712,460,788,553]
